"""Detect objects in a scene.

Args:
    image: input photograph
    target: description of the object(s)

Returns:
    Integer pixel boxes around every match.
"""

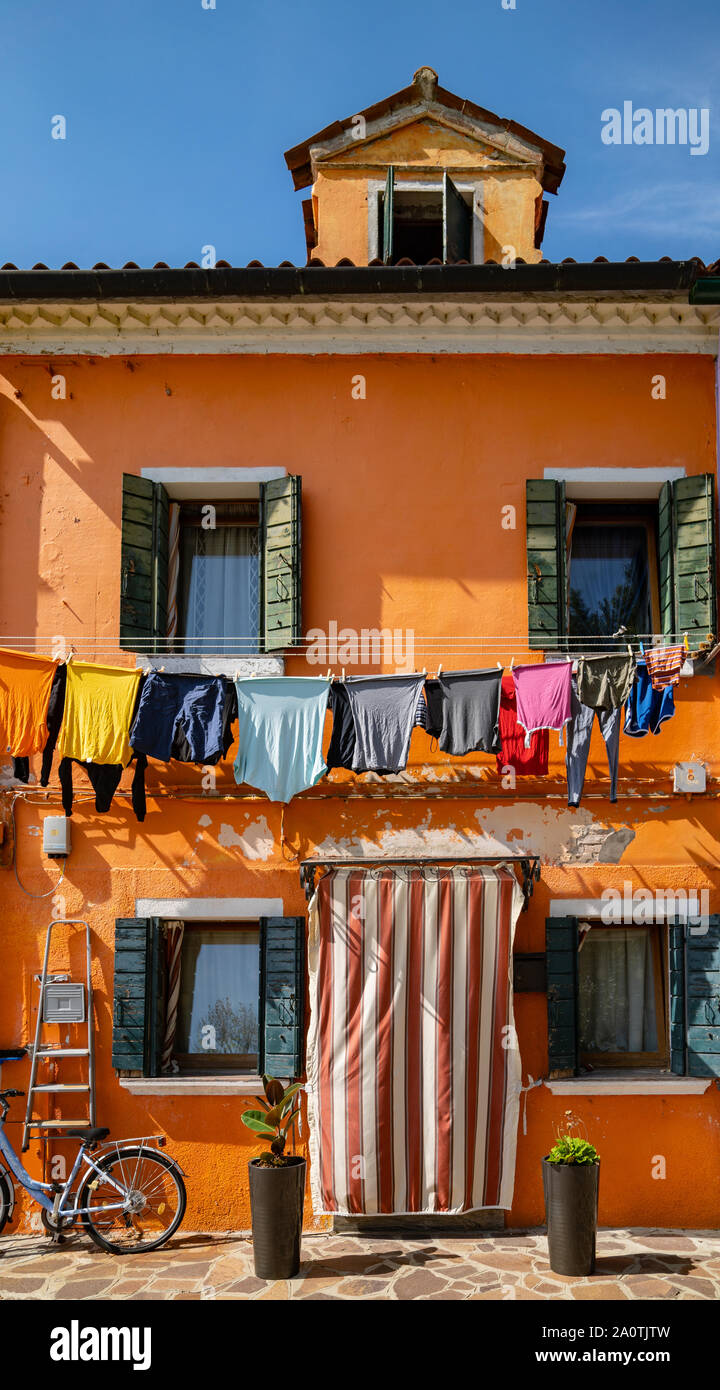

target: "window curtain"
[569,525,651,637]
[166,502,181,648]
[161,920,185,1074]
[579,927,658,1053]
[180,523,259,654]
[306,865,524,1215]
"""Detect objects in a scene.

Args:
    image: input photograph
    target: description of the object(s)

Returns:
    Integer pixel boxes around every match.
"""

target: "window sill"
[133,655,284,678]
[544,1074,713,1096]
[118,1076,267,1096]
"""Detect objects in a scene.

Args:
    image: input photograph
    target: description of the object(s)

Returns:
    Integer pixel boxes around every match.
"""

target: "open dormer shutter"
[260,475,302,651]
[119,475,169,653]
[443,173,472,263]
[382,166,395,264]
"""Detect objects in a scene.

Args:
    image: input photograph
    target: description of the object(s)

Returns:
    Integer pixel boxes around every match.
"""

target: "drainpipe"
[689,276,720,556]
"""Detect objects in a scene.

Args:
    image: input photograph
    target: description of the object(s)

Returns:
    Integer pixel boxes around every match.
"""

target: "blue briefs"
[624,661,675,738]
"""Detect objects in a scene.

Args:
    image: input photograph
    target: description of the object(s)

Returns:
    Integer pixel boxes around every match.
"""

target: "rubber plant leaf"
[241,1111,277,1136]
[262,1075,285,1106]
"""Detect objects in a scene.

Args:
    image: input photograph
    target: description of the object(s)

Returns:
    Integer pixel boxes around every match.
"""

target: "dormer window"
[380,168,472,265]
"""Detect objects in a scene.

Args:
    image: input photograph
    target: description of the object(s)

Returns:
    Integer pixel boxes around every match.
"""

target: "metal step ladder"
[22,919,96,1153]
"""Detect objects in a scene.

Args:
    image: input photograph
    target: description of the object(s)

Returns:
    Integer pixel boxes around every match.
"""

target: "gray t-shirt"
[346,675,426,773]
[433,669,502,755]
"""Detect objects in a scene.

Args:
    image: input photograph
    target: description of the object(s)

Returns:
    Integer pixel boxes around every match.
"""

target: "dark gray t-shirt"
[431,669,503,755]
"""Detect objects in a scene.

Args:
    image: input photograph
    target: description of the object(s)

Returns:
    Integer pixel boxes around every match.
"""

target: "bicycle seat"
[0,1048,27,1062]
[66,1126,110,1143]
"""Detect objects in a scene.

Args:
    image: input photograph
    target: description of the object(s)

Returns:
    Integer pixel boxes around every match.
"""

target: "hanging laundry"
[624,661,675,737]
[566,678,621,806]
[40,664,67,785]
[330,680,428,772]
[326,682,356,771]
[58,662,142,767]
[576,652,635,710]
[233,677,330,802]
[422,678,444,739]
[418,668,502,756]
[644,643,685,691]
[512,660,573,747]
[496,674,549,776]
[58,756,147,820]
[0,648,59,757]
[344,675,426,774]
[129,672,236,765]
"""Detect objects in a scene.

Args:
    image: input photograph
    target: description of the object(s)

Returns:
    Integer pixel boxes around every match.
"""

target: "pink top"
[512,661,573,743]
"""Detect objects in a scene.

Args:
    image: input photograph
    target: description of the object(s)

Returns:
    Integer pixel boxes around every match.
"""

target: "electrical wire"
[10,794,67,899]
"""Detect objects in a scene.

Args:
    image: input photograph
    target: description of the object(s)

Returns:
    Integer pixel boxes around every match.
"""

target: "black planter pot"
[542,1157,600,1277]
[248,1156,307,1280]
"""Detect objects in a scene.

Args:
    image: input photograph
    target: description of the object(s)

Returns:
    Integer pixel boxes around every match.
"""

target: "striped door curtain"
[306,865,523,1216]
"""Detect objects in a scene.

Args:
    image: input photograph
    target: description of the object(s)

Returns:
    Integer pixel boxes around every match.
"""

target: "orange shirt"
[0,649,60,757]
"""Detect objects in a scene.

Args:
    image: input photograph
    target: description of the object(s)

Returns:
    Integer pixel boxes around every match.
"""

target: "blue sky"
[2,0,719,268]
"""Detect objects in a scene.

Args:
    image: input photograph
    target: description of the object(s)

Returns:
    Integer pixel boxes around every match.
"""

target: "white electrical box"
[43,816,71,857]
[673,762,706,794]
[43,981,85,1023]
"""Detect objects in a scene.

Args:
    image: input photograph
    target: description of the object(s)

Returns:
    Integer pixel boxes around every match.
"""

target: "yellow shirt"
[58,662,142,767]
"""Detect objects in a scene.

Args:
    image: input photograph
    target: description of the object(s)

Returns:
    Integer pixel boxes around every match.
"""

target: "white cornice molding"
[0,298,716,355]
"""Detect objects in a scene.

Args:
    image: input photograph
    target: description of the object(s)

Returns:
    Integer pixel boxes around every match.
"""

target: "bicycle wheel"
[78,1147,186,1254]
[0,1169,13,1235]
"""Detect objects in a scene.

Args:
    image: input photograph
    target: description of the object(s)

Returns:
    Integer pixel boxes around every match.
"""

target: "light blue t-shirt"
[233,677,330,802]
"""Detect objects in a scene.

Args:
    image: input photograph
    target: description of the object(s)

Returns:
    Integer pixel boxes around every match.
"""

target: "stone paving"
[1,1229,720,1299]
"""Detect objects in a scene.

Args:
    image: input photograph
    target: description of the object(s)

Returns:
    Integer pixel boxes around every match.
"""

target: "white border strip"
[548,897,707,922]
[545,1077,711,1096]
[135,897,284,919]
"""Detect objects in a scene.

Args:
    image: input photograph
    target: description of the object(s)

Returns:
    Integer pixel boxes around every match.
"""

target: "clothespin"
[510,656,515,670]
[422,666,427,676]
[437,663,442,677]
[341,668,346,683]
[325,668,332,681]
[627,643,632,657]
[158,665,165,673]
[496,661,502,670]
[683,632,689,652]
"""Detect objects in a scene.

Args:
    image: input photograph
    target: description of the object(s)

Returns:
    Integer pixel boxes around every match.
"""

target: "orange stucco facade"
[1,348,718,1233]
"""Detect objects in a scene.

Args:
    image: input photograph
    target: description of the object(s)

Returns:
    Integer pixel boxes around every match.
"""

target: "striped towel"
[644,644,685,690]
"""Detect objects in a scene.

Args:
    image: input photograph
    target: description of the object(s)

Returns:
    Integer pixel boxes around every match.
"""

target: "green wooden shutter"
[120,475,169,653]
[657,481,676,641]
[685,915,720,1077]
[546,916,578,1078]
[672,474,717,642]
[443,172,472,264]
[258,916,305,1079]
[668,920,686,1075]
[382,166,394,264]
[260,476,302,651]
[526,479,567,650]
[111,918,164,1076]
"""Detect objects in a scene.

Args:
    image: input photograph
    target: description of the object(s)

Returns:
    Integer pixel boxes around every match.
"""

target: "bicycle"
[0,1048,187,1254]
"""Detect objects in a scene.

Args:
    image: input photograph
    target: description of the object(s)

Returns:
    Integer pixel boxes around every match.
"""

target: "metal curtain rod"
[299,853,541,909]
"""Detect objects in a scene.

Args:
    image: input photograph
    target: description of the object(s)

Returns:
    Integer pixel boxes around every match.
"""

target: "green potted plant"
[241,1075,306,1279]
[542,1111,600,1276]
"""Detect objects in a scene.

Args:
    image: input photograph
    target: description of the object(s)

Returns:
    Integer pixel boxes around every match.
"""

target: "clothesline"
[0,644,689,817]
